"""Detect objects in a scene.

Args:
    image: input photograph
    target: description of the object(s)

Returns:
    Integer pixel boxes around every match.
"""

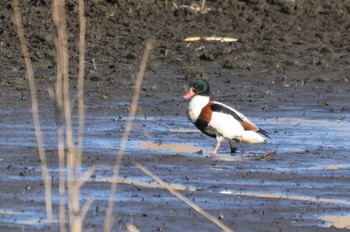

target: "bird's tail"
[257,128,271,139]
[240,131,267,144]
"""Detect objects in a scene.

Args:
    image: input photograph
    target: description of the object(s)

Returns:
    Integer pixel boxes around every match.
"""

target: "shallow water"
[0,107,349,230]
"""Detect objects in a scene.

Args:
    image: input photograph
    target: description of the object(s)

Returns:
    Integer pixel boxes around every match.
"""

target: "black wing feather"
[210,103,243,122]
[257,129,271,139]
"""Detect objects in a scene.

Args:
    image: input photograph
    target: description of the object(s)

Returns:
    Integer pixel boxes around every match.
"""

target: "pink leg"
[212,137,222,155]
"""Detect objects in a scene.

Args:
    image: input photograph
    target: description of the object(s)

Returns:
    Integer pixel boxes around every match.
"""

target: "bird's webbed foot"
[229,140,237,154]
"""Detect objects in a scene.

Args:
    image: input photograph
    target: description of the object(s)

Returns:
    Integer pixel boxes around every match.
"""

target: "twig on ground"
[179,0,212,14]
[184,36,238,42]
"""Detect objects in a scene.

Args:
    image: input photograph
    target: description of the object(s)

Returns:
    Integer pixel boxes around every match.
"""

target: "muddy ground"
[1,0,350,231]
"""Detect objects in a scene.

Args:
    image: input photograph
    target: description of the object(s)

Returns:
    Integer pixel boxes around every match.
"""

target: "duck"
[183,78,270,155]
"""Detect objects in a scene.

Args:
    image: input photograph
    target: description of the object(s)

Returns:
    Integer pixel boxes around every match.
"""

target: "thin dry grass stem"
[80,196,94,223]
[53,0,92,230]
[201,0,206,10]
[77,0,86,169]
[12,0,53,223]
[76,167,95,190]
[57,126,66,232]
[52,0,80,230]
[136,164,234,232]
[49,36,66,232]
[126,223,140,232]
[97,178,195,191]
[51,4,66,230]
[52,1,68,230]
[50,85,66,232]
[103,40,153,232]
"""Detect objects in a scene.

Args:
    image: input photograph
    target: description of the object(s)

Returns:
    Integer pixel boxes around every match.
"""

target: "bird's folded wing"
[210,101,260,131]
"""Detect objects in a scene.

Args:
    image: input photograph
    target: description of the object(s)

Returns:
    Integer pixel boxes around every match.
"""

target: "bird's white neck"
[187,95,210,123]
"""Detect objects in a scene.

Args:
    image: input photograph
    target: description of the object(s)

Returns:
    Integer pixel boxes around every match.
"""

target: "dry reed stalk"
[126,223,140,232]
[52,8,66,232]
[51,4,66,230]
[57,126,66,232]
[96,178,196,191]
[74,0,97,227]
[12,0,53,223]
[80,196,94,223]
[136,164,234,232]
[49,85,66,232]
[76,167,95,190]
[52,0,80,231]
[53,0,94,231]
[103,40,153,232]
[53,0,94,230]
[201,0,206,10]
[76,0,86,169]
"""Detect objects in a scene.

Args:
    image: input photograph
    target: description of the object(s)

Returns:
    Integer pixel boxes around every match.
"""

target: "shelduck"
[183,78,270,155]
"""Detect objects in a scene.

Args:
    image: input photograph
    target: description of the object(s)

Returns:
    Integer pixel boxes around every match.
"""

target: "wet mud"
[1,0,350,231]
